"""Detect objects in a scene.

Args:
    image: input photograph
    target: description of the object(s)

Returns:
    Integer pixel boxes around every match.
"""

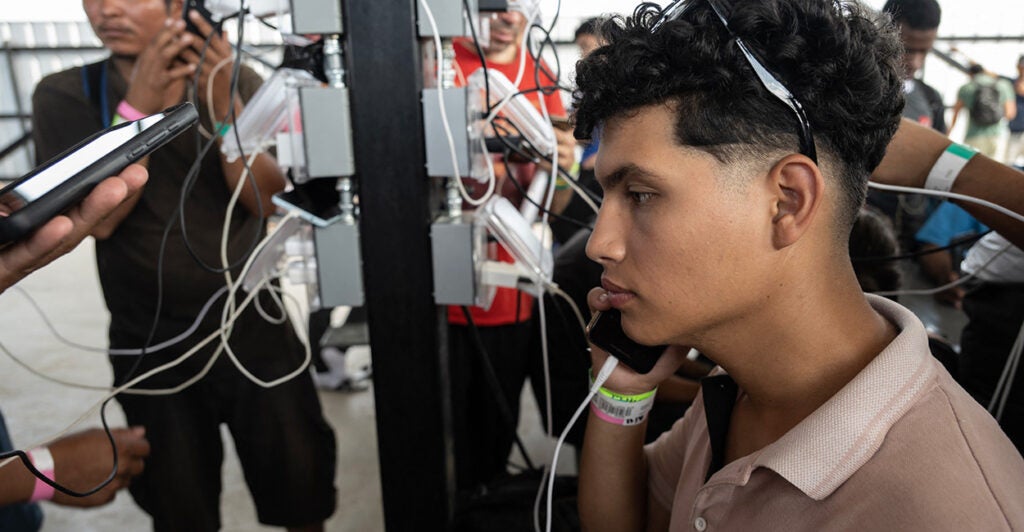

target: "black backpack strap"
[80,59,111,127]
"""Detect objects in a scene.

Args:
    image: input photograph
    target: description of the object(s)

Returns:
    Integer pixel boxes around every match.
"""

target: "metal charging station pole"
[341,0,455,529]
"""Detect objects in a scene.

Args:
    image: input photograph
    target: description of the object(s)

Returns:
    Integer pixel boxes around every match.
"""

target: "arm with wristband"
[176,10,288,218]
[578,287,695,532]
[0,427,149,508]
[871,118,1024,249]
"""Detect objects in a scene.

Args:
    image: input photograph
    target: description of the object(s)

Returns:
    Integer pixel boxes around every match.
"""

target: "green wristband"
[589,368,657,403]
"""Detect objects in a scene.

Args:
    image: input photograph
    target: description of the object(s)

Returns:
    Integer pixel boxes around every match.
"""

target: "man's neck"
[699,263,897,444]
[486,45,519,66]
[109,55,136,81]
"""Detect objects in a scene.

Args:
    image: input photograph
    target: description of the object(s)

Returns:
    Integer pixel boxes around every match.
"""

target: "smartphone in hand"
[587,308,669,374]
[0,103,198,247]
[183,0,221,37]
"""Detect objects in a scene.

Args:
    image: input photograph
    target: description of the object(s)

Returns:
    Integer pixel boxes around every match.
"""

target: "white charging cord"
[7,284,228,356]
[538,355,619,532]
[990,318,1024,421]
[0,260,287,472]
[868,182,1024,226]
[420,0,496,206]
[869,240,1013,298]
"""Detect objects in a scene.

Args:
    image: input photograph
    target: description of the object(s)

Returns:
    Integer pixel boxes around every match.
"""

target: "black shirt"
[32,60,266,347]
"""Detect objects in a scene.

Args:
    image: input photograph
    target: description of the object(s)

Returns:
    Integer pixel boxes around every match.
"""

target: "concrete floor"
[0,239,572,531]
[0,238,968,531]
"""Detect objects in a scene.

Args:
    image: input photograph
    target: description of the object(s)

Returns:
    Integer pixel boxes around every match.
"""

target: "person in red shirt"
[446,9,576,491]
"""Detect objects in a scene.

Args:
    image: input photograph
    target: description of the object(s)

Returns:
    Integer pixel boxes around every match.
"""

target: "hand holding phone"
[587,308,669,374]
[178,4,235,117]
[0,103,198,247]
[122,18,197,115]
[0,166,147,294]
[183,0,222,37]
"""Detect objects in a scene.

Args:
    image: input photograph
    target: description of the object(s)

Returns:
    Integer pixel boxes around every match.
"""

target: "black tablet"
[0,102,198,246]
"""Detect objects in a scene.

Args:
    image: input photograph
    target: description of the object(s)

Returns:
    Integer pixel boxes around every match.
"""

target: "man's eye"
[629,191,655,205]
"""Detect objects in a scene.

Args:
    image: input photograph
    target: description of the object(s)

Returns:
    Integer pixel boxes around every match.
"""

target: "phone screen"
[272,179,344,228]
[587,309,669,374]
[0,103,197,246]
[0,116,164,215]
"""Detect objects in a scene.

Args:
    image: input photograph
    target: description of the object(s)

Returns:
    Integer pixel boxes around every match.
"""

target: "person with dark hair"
[849,207,903,295]
[574,17,603,59]
[882,0,945,132]
[866,0,945,254]
[950,63,1017,158]
[570,1,1023,530]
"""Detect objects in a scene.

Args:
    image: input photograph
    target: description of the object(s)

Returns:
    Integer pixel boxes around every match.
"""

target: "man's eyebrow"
[597,163,661,189]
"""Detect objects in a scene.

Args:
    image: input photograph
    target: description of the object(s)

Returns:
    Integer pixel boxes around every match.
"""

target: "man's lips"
[601,277,636,308]
[98,25,131,38]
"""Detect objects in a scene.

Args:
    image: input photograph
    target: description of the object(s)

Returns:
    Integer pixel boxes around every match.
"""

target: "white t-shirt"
[962,232,1024,283]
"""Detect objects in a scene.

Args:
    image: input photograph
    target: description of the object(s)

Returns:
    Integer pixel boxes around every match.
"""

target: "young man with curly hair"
[571,1,1024,530]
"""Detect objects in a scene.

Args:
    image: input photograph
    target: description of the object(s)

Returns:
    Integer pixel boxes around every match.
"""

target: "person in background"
[1006,55,1024,165]
[913,201,988,309]
[574,17,605,174]
[549,17,607,246]
[866,0,946,254]
[950,63,1017,159]
[448,5,576,491]
[0,165,150,531]
[31,0,337,529]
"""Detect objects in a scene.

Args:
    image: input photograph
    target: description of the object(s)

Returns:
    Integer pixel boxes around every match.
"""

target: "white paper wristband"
[924,143,977,192]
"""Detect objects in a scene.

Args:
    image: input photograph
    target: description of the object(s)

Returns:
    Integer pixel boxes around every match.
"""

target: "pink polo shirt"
[646,295,1024,531]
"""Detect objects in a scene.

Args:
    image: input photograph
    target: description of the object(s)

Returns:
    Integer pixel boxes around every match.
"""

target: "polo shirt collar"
[753,295,936,500]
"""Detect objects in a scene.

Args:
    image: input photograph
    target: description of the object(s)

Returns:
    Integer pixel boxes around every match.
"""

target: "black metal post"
[341,0,455,530]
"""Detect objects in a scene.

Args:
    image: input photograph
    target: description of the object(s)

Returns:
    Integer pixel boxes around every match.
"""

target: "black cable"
[493,118,603,209]
[460,306,537,471]
[852,230,991,264]
[179,4,265,274]
[498,144,593,231]
[0,396,120,498]
[545,0,562,36]
[527,23,562,99]
[119,4,259,387]
[492,120,593,227]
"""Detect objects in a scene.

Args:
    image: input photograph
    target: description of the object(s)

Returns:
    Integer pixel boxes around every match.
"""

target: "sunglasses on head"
[653,0,818,163]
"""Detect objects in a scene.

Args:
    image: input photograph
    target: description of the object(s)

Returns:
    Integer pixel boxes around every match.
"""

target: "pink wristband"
[116,100,148,122]
[27,447,55,502]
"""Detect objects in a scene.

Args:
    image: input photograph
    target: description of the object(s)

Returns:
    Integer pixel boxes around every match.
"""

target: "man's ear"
[767,154,824,250]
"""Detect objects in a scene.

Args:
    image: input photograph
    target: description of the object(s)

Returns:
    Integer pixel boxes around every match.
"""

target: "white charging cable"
[990,318,1024,421]
[868,182,1024,226]
[8,284,228,356]
[539,355,619,532]
[420,0,496,206]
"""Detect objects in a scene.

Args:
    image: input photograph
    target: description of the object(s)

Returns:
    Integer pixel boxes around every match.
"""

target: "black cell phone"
[587,309,669,374]
[0,103,199,247]
[183,0,221,37]
[272,179,344,228]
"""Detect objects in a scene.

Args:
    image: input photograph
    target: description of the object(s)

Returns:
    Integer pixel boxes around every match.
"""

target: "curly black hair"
[882,0,941,31]
[572,0,904,233]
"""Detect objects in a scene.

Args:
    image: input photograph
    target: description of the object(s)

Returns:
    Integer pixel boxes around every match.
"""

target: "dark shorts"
[110,303,337,531]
